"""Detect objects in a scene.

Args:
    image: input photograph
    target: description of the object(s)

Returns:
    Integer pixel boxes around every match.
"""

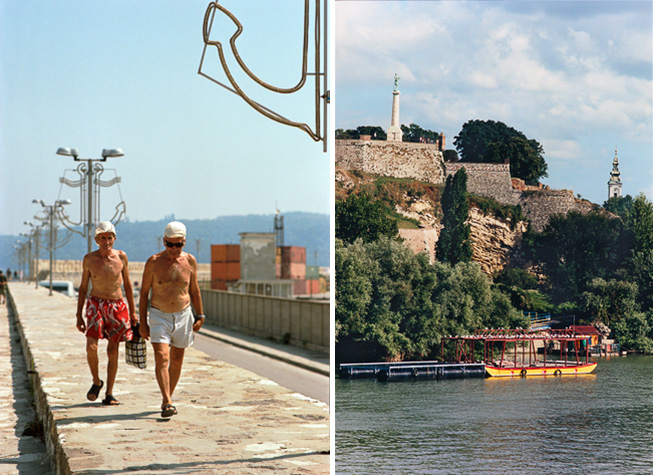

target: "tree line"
[336,119,548,184]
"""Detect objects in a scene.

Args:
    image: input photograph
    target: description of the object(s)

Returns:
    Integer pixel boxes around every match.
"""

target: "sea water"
[335,356,653,474]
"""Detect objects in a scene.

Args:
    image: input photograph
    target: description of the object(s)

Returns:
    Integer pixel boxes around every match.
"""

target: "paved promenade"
[4,283,330,474]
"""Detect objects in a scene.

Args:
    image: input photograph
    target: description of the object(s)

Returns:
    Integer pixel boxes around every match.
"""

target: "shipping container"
[280,262,306,280]
[279,246,306,264]
[211,244,240,263]
[211,261,241,281]
[211,279,228,291]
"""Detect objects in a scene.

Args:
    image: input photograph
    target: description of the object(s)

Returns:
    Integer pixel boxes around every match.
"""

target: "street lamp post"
[29,219,45,288]
[19,231,33,281]
[34,199,71,296]
[14,241,25,280]
[56,147,125,254]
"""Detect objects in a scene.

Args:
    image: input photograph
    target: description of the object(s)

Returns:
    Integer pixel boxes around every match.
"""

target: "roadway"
[194,331,330,404]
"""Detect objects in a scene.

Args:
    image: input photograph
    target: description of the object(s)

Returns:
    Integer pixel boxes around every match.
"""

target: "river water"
[335,356,653,474]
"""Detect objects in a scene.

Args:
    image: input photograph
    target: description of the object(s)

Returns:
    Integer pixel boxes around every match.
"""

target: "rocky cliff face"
[337,167,527,275]
[467,208,527,274]
[396,207,525,274]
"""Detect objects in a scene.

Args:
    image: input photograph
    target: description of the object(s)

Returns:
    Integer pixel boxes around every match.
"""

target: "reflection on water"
[335,356,653,474]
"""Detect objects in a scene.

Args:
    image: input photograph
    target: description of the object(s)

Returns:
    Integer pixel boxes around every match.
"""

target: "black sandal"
[86,381,104,401]
[161,404,177,418]
[102,395,120,406]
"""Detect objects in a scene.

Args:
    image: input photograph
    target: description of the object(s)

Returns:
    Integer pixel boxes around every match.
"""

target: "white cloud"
[336,1,652,202]
[541,138,583,162]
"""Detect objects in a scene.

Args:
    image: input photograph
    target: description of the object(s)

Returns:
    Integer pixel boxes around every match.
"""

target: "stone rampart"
[445,162,521,206]
[335,139,598,232]
[518,190,598,232]
[336,139,445,184]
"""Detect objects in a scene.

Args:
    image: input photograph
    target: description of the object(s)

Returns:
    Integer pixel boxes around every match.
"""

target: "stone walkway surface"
[5,283,330,474]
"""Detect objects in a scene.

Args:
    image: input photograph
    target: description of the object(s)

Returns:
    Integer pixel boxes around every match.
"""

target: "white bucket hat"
[164,221,186,238]
[95,221,116,237]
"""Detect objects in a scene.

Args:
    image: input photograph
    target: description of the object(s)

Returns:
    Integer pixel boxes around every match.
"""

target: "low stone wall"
[201,289,329,352]
[445,162,521,205]
[336,139,445,184]
[518,189,598,232]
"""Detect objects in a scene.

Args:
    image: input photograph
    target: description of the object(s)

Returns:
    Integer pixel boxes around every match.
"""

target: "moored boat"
[485,362,597,377]
[443,328,598,378]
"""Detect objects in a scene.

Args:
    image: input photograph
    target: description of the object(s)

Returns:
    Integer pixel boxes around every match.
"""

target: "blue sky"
[0,1,330,236]
[335,1,652,206]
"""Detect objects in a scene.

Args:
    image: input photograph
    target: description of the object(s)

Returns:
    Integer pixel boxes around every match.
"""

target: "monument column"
[387,74,403,142]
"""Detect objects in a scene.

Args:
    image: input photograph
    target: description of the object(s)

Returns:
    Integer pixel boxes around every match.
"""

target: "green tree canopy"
[612,310,653,354]
[603,194,634,219]
[443,149,459,162]
[335,126,387,140]
[628,194,653,256]
[494,268,539,290]
[400,123,440,143]
[437,168,472,264]
[528,211,633,304]
[335,192,399,244]
[580,278,639,326]
[453,119,548,184]
[336,237,526,362]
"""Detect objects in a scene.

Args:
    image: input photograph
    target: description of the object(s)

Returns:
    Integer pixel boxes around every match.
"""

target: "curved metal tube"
[199,0,325,144]
[203,2,309,94]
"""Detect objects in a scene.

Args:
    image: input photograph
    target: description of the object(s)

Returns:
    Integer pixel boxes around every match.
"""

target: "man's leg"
[152,342,172,408]
[86,337,101,385]
[105,340,119,398]
[168,346,186,398]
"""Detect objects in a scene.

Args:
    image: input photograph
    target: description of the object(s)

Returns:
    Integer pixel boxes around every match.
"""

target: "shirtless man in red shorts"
[76,221,137,405]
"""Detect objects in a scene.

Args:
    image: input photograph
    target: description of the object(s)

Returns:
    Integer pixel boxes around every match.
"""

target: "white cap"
[164,221,186,238]
[95,221,116,237]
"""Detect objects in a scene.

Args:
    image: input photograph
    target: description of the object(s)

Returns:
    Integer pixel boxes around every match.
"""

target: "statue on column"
[393,73,400,92]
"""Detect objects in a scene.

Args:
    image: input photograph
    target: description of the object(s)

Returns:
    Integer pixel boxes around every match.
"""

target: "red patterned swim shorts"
[85,295,133,342]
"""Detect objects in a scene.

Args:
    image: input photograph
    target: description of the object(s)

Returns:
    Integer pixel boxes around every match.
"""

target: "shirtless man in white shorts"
[139,221,205,418]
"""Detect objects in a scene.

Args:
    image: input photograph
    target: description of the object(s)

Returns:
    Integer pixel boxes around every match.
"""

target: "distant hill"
[1,212,329,271]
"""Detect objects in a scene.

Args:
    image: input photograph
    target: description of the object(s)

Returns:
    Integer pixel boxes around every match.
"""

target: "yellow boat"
[485,362,597,378]
[443,328,598,378]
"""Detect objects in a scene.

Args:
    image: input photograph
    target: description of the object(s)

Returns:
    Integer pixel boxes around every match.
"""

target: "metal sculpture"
[198,0,328,150]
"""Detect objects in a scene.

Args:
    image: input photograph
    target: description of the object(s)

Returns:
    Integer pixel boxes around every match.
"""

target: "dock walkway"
[4,283,329,474]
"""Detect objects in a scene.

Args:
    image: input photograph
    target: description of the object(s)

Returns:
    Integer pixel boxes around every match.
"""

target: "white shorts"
[149,306,194,348]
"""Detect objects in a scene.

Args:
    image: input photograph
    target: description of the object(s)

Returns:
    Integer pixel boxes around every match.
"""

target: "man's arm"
[138,257,154,340]
[76,256,91,333]
[120,251,137,326]
[188,255,205,331]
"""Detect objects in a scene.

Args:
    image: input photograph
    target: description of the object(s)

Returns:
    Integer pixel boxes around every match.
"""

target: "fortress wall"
[518,190,597,232]
[335,140,445,184]
[445,162,521,206]
[336,140,597,232]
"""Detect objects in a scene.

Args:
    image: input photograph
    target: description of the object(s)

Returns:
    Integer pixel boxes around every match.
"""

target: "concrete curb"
[198,327,330,377]
[8,287,71,473]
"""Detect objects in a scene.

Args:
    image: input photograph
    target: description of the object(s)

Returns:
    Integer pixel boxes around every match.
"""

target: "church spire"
[607,147,622,199]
